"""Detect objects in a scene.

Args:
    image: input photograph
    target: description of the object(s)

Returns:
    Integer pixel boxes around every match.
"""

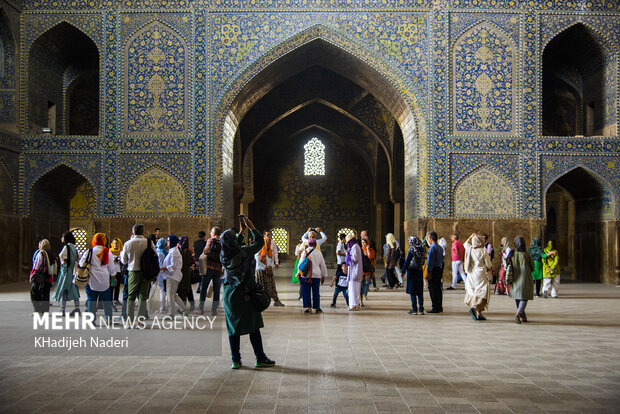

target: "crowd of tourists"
[29,219,561,368]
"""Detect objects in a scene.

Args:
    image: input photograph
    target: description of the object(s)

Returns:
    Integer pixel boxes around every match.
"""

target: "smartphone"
[239,214,246,226]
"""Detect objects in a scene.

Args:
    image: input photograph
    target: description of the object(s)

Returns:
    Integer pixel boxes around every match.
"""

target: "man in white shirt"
[254,231,284,307]
[302,227,327,251]
[120,223,149,321]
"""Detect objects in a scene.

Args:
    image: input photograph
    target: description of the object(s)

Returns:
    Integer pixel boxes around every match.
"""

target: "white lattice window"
[337,228,356,239]
[271,228,288,254]
[304,137,325,176]
[72,228,88,257]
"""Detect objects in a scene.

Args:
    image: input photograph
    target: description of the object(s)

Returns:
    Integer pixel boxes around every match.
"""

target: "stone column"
[615,220,620,286]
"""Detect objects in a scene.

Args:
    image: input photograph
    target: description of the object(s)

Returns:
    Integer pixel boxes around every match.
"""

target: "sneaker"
[231,361,242,369]
[70,308,81,316]
[315,308,322,313]
[194,309,204,315]
[427,309,440,314]
[330,303,336,308]
[447,287,456,290]
[419,310,425,315]
[407,310,417,315]
[515,314,521,324]
[273,301,285,307]
[543,292,548,298]
[304,309,311,313]
[255,358,275,368]
[476,314,486,321]
[521,312,528,322]
[183,309,192,317]
[468,308,477,321]
[374,288,379,292]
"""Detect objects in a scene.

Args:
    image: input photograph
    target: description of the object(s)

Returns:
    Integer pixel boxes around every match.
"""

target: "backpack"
[297,248,315,278]
[140,241,160,281]
[32,251,50,284]
[362,253,373,273]
[207,238,221,262]
[72,249,92,287]
[407,249,421,271]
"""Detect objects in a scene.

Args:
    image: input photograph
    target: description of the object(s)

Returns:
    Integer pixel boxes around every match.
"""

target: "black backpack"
[140,241,160,281]
[207,238,221,262]
[362,253,373,273]
[407,249,421,271]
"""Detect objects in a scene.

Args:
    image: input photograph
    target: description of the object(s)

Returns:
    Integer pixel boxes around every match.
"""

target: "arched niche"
[0,160,15,214]
[544,166,616,282]
[0,8,16,127]
[125,167,187,215]
[123,21,189,136]
[27,22,99,136]
[28,164,96,256]
[452,21,516,135]
[542,23,616,137]
[453,167,516,218]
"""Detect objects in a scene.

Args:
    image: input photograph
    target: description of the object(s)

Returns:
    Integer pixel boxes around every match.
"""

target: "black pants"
[112,272,123,301]
[30,282,51,313]
[428,267,443,312]
[386,268,399,287]
[229,329,266,363]
[535,279,541,296]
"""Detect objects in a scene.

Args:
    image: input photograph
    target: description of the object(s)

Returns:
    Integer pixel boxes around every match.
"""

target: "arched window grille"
[304,137,325,176]
[271,227,288,254]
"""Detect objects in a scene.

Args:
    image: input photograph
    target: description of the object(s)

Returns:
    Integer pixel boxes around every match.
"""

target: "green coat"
[508,251,535,301]
[531,259,543,281]
[222,229,265,336]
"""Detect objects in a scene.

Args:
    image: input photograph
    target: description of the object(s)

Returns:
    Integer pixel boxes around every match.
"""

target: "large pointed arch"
[211,24,428,226]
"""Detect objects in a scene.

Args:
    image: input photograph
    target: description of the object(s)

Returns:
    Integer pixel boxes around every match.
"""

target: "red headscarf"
[92,233,110,265]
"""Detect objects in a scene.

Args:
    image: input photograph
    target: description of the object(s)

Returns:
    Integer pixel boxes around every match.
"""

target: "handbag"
[246,283,271,312]
[73,249,92,287]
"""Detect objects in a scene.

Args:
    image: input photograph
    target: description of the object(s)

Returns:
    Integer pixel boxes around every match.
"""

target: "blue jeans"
[229,329,266,363]
[199,269,221,312]
[332,285,349,305]
[410,293,424,312]
[362,274,371,296]
[86,285,113,320]
[301,278,321,309]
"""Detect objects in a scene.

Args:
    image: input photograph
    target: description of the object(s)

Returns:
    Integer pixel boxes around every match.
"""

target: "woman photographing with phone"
[221,215,275,369]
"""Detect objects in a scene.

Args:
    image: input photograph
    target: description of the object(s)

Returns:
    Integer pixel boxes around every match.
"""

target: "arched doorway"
[544,167,615,282]
[542,24,616,137]
[27,165,96,263]
[215,28,425,256]
[27,22,99,135]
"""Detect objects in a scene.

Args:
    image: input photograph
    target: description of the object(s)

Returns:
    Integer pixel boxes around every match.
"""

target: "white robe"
[463,241,492,310]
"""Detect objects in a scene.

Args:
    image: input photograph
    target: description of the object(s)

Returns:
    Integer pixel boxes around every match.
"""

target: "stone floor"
[1,268,619,414]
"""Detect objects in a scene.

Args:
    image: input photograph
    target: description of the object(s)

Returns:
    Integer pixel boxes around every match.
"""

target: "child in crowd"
[330,263,349,308]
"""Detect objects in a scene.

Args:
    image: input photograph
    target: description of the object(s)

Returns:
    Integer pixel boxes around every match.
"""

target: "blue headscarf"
[168,235,179,249]
[156,238,167,256]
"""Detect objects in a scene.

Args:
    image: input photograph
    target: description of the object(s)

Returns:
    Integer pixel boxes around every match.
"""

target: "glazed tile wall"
[6,0,619,221]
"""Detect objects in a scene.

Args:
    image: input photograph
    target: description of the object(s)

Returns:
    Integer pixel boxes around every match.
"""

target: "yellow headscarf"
[110,237,123,257]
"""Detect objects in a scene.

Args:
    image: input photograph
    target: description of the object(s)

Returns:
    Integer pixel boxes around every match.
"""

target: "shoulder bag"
[73,249,92,287]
